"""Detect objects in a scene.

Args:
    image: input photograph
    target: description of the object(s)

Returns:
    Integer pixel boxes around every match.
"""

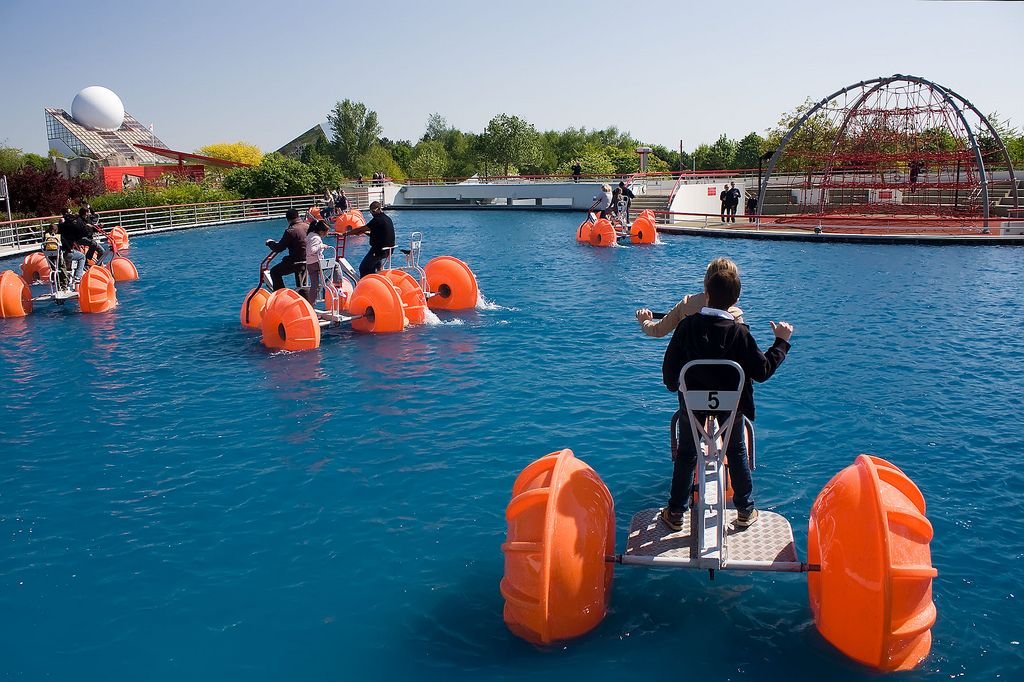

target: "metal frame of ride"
[501,359,938,672]
[756,74,1020,230]
[240,212,480,351]
[0,223,138,318]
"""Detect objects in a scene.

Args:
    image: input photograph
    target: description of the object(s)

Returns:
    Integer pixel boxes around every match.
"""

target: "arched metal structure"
[757,74,1019,229]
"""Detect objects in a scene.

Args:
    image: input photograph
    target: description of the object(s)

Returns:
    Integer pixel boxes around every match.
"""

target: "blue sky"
[2,0,1022,156]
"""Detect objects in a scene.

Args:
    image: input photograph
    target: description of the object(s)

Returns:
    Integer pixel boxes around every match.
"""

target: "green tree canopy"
[734,132,766,169]
[483,114,541,176]
[408,140,450,179]
[328,99,382,175]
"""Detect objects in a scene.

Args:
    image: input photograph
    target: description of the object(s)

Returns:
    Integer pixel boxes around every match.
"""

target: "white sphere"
[71,86,125,131]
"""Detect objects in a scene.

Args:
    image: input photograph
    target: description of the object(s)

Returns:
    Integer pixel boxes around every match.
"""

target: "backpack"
[43,232,60,251]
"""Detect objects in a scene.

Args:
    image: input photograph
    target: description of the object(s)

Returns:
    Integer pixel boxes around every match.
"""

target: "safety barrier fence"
[0,188,386,259]
[657,209,1014,235]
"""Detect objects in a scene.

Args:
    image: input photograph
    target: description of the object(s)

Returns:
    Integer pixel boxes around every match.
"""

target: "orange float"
[108,256,139,282]
[240,287,272,328]
[588,218,617,247]
[77,266,117,314]
[308,206,323,220]
[20,252,50,284]
[576,220,593,243]
[808,455,937,671]
[637,209,656,223]
[333,210,365,231]
[382,269,428,325]
[0,270,32,318]
[424,256,478,310]
[348,273,407,333]
[324,277,354,314]
[108,225,130,251]
[501,448,615,645]
[629,216,657,244]
[260,288,321,351]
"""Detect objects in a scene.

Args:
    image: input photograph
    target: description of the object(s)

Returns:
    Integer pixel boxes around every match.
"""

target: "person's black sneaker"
[735,508,759,528]
[659,507,684,532]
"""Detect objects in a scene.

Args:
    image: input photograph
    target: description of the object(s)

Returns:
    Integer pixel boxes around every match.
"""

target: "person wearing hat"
[344,201,395,278]
[265,208,309,291]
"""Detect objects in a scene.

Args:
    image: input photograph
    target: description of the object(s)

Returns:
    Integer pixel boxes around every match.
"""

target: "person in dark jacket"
[618,181,635,221]
[74,207,104,263]
[345,201,395,277]
[58,210,90,283]
[265,208,309,290]
[659,259,793,531]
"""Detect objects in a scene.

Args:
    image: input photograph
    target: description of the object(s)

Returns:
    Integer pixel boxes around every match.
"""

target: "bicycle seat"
[400,249,411,255]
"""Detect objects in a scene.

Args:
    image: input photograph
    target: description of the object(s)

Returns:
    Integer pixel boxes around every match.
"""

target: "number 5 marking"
[707,391,719,409]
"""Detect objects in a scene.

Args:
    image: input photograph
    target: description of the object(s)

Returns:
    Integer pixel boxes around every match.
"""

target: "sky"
[2,0,1022,156]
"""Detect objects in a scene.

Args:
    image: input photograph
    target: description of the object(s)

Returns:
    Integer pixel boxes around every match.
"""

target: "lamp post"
[757,151,776,226]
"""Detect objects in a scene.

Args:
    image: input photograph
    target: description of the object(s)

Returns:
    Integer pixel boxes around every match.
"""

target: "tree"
[422,113,449,142]
[408,140,450,179]
[483,114,541,176]
[379,138,414,172]
[356,145,405,182]
[0,145,26,175]
[223,153,318,198]
[328,99,382,175]
[734,132,765,170]
[196,141,263,166]
[7,167,101,216]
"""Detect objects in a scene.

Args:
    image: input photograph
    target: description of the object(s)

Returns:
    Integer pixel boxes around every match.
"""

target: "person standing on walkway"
[571,161,582,183]
[265,208,309,291]
[345,201,396,277]
[720,185,729,223]
[727,182,742,223]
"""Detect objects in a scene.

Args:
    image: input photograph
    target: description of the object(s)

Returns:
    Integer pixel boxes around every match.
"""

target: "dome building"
[44,86,171,165]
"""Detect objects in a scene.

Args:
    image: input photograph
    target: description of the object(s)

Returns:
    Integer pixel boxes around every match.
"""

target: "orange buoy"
[78,266,117,314]
[108,256,139,282]
[333,209,366,231]
[501,448,615,645]
[308,206,323,221]
[382,269,428,325]
[589,218,617,247]
[348,273,407,333]
[261,288,321,351]
[324,277,354,314]
[808,454,936,672]
[108,225,130,251]
[0,270,32,318]
[637,209,656,223]
[576,220,593,243]
[424,256,479,310]
[240,287,271,328]
[629,216,657,244]
[20,252,50,284]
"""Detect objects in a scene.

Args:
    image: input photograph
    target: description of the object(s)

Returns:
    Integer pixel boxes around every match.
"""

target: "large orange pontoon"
[501,360,936,672]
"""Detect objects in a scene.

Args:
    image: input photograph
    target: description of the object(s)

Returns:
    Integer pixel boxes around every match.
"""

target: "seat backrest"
[678,360,745,460]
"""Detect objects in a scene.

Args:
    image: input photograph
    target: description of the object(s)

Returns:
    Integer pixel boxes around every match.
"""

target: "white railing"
[0,187,386,258]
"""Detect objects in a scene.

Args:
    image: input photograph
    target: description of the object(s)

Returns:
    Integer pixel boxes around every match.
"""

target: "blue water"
[1,212,1022,680]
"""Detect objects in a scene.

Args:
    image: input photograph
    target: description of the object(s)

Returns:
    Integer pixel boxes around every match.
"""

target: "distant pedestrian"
[571,161,582,183]
[720,185,729,222]
[727,182,741,223]
[746,195,758,222]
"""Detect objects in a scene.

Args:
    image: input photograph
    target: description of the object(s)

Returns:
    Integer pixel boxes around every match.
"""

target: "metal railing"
[0,188,386,258]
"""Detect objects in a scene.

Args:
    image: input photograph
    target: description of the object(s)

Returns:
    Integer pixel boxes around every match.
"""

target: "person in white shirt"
[304,220,330,307]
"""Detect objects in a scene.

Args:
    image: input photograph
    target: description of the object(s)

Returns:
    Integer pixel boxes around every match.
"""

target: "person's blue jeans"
[66,250,86,281]
[668,406,754,514]
[359,250,385,278]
